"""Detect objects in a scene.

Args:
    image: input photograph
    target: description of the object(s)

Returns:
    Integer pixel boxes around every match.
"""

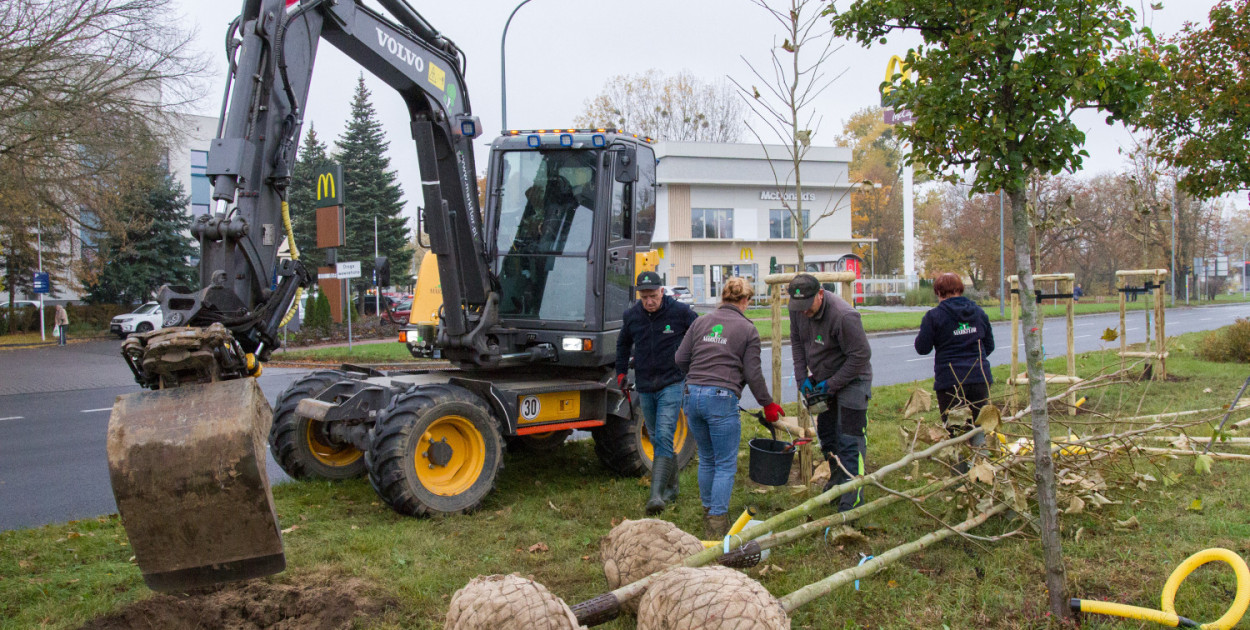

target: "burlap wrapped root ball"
[600,518,705,613]
[637,565,790,630]
[445,574,583,630]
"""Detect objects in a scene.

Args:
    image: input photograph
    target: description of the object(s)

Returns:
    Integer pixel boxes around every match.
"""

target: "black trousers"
[936,382,990,437]
[815,393,868,513]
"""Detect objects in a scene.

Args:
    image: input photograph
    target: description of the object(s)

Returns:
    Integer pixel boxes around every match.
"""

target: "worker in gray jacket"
[676,277,783,538]
[787,273,872,512]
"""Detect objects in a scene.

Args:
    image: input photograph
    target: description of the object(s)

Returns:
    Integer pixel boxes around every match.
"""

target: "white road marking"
[81,408,112,413]
[0,416,24,422]
[1125,327,1140,331]
[1200,317,1213,321]
[890,343,913,348]
[906,357,928,362]
[1075,335,1091,339]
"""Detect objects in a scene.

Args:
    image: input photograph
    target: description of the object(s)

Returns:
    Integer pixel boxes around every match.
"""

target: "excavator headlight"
[592,134,605,147]
[562,337,584,351]
[453,115,481,139]
[527,135,541,148]
[559,133,573,147]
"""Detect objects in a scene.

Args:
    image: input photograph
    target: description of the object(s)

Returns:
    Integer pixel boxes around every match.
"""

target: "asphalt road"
[1,301,1246,531]
[0,340,305,531]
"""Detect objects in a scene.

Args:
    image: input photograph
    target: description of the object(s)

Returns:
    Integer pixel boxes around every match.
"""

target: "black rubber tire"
[135,322,154,333]
[269,370,367,480]
[507,429,573,453]
[591,404,697,476]
[366,383,502,517]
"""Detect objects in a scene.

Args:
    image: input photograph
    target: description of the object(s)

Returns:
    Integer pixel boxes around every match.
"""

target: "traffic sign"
[32,271,49,294]
[336,261,361,279]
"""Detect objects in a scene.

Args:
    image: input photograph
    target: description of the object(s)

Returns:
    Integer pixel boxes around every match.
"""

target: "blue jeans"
[683,384,741,516]
[639,382,683,460]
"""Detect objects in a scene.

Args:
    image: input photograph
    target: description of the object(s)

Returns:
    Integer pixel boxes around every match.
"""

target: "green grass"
[3,330,1249,628]
[275,341,429,364]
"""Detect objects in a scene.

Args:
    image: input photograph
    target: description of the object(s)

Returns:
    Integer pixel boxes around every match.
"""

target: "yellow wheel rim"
[415,415,486,496]
[641,410,690,463]
[305,420,363,467]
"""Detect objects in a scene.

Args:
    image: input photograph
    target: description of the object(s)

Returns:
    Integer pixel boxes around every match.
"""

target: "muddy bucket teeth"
[107,378,285,592]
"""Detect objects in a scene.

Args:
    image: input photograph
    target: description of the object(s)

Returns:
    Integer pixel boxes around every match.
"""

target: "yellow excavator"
[106,0,692,593]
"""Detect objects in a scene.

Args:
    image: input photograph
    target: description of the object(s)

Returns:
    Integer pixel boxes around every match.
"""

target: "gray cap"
[787,274,821,312]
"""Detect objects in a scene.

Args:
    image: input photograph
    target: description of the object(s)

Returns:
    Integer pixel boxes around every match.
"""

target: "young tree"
[837,107,904,274]
[734,0,847,267]
[288,124,334,270]
[1145,0,1250,197]
[576,69,744,142]
[829,0,1163,617]
[334,76,412,287]
[83,166,197,305]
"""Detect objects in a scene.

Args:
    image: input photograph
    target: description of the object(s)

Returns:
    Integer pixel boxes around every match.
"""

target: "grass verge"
[274,341,427,364]
[3,331,1249,628]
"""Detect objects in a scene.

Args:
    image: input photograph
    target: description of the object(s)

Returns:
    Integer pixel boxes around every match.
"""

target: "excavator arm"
[107,0,499,592]
[132,0,495,389]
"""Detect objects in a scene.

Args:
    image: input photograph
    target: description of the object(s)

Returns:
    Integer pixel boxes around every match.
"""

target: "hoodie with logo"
[914,295,995,391]
[615,294,699,393]
[790,290,873,405]
[674,305,774,406]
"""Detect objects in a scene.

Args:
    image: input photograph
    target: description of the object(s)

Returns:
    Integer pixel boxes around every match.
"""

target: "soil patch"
[80,573,391,630]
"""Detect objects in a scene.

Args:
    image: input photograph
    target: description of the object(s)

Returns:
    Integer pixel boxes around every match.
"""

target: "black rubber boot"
[704,512,730,539]
[661,459,680,504]
[645,456,674,515]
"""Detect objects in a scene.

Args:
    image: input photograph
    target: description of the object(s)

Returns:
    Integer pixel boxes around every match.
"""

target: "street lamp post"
[1243,241,1249,298]
[500,0,535,131]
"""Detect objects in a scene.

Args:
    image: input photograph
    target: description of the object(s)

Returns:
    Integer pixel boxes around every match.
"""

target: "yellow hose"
[279,199,301,328]
[1072,548,1249,629]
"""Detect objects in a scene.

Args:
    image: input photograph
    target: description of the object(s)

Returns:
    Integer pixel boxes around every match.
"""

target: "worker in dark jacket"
[914,273,995,448]
[788,273,872,512]
[616,271,698,514]
[675,277,783,538]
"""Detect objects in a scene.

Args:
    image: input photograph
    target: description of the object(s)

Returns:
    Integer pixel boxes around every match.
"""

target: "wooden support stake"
[1065,278,1076,415]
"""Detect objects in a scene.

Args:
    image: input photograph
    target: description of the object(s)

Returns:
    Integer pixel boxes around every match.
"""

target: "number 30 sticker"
[520,396,541,420]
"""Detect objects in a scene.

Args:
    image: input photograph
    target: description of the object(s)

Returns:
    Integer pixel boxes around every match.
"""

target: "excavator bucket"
[107,377,285,592]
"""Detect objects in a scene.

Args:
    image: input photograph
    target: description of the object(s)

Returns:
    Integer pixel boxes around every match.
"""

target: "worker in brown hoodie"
[675,277,783,538]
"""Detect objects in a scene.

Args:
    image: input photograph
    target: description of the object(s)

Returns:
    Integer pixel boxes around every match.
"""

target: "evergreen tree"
[289,124,333,270]
[334,75,412,287]
[84,166,197,304]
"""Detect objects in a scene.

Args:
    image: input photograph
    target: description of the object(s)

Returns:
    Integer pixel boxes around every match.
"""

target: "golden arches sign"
[740,247,754,261]
[315,164,344,208]
[881,54,916,104]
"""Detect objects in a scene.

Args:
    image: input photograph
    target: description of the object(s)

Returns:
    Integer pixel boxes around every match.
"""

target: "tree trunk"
[1007,189,1069,619]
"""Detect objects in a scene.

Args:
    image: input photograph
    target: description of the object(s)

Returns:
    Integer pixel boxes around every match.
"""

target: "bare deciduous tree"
[0,0,204,303]
[732,0,846,268]
[576,69,744,143]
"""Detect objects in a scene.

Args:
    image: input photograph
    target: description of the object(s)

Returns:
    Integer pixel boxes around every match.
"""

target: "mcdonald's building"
[652,142,871,304]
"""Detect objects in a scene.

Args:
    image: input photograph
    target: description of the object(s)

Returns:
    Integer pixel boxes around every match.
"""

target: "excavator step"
[107,378,285,592]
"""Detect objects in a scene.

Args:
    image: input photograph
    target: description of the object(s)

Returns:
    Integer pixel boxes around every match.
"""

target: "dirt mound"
[80,575,389,630]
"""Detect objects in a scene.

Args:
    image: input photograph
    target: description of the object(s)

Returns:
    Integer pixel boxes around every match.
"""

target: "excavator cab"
[485,130,657,366]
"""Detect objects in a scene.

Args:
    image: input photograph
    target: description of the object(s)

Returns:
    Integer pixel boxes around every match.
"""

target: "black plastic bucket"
[748,438,795,486]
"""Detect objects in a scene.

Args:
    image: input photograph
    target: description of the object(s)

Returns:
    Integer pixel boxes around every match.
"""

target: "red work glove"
[616,373,627,389]
[764,403,784,423]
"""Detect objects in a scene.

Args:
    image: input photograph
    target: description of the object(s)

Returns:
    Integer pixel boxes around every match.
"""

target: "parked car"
[353,294,400,316]
[110,302,163,338]
[665,286,694,305]
[385,298,413,324]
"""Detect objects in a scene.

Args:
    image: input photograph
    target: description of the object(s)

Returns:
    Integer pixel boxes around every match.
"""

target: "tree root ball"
[445,574,583,630]
[637,565,790,630]
[601,518,705,613]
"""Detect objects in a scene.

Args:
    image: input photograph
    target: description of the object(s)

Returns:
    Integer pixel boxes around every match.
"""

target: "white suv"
[110,302,164,338]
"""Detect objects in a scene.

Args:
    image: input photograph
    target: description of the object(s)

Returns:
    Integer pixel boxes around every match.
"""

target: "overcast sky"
[172,0,1234,224]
